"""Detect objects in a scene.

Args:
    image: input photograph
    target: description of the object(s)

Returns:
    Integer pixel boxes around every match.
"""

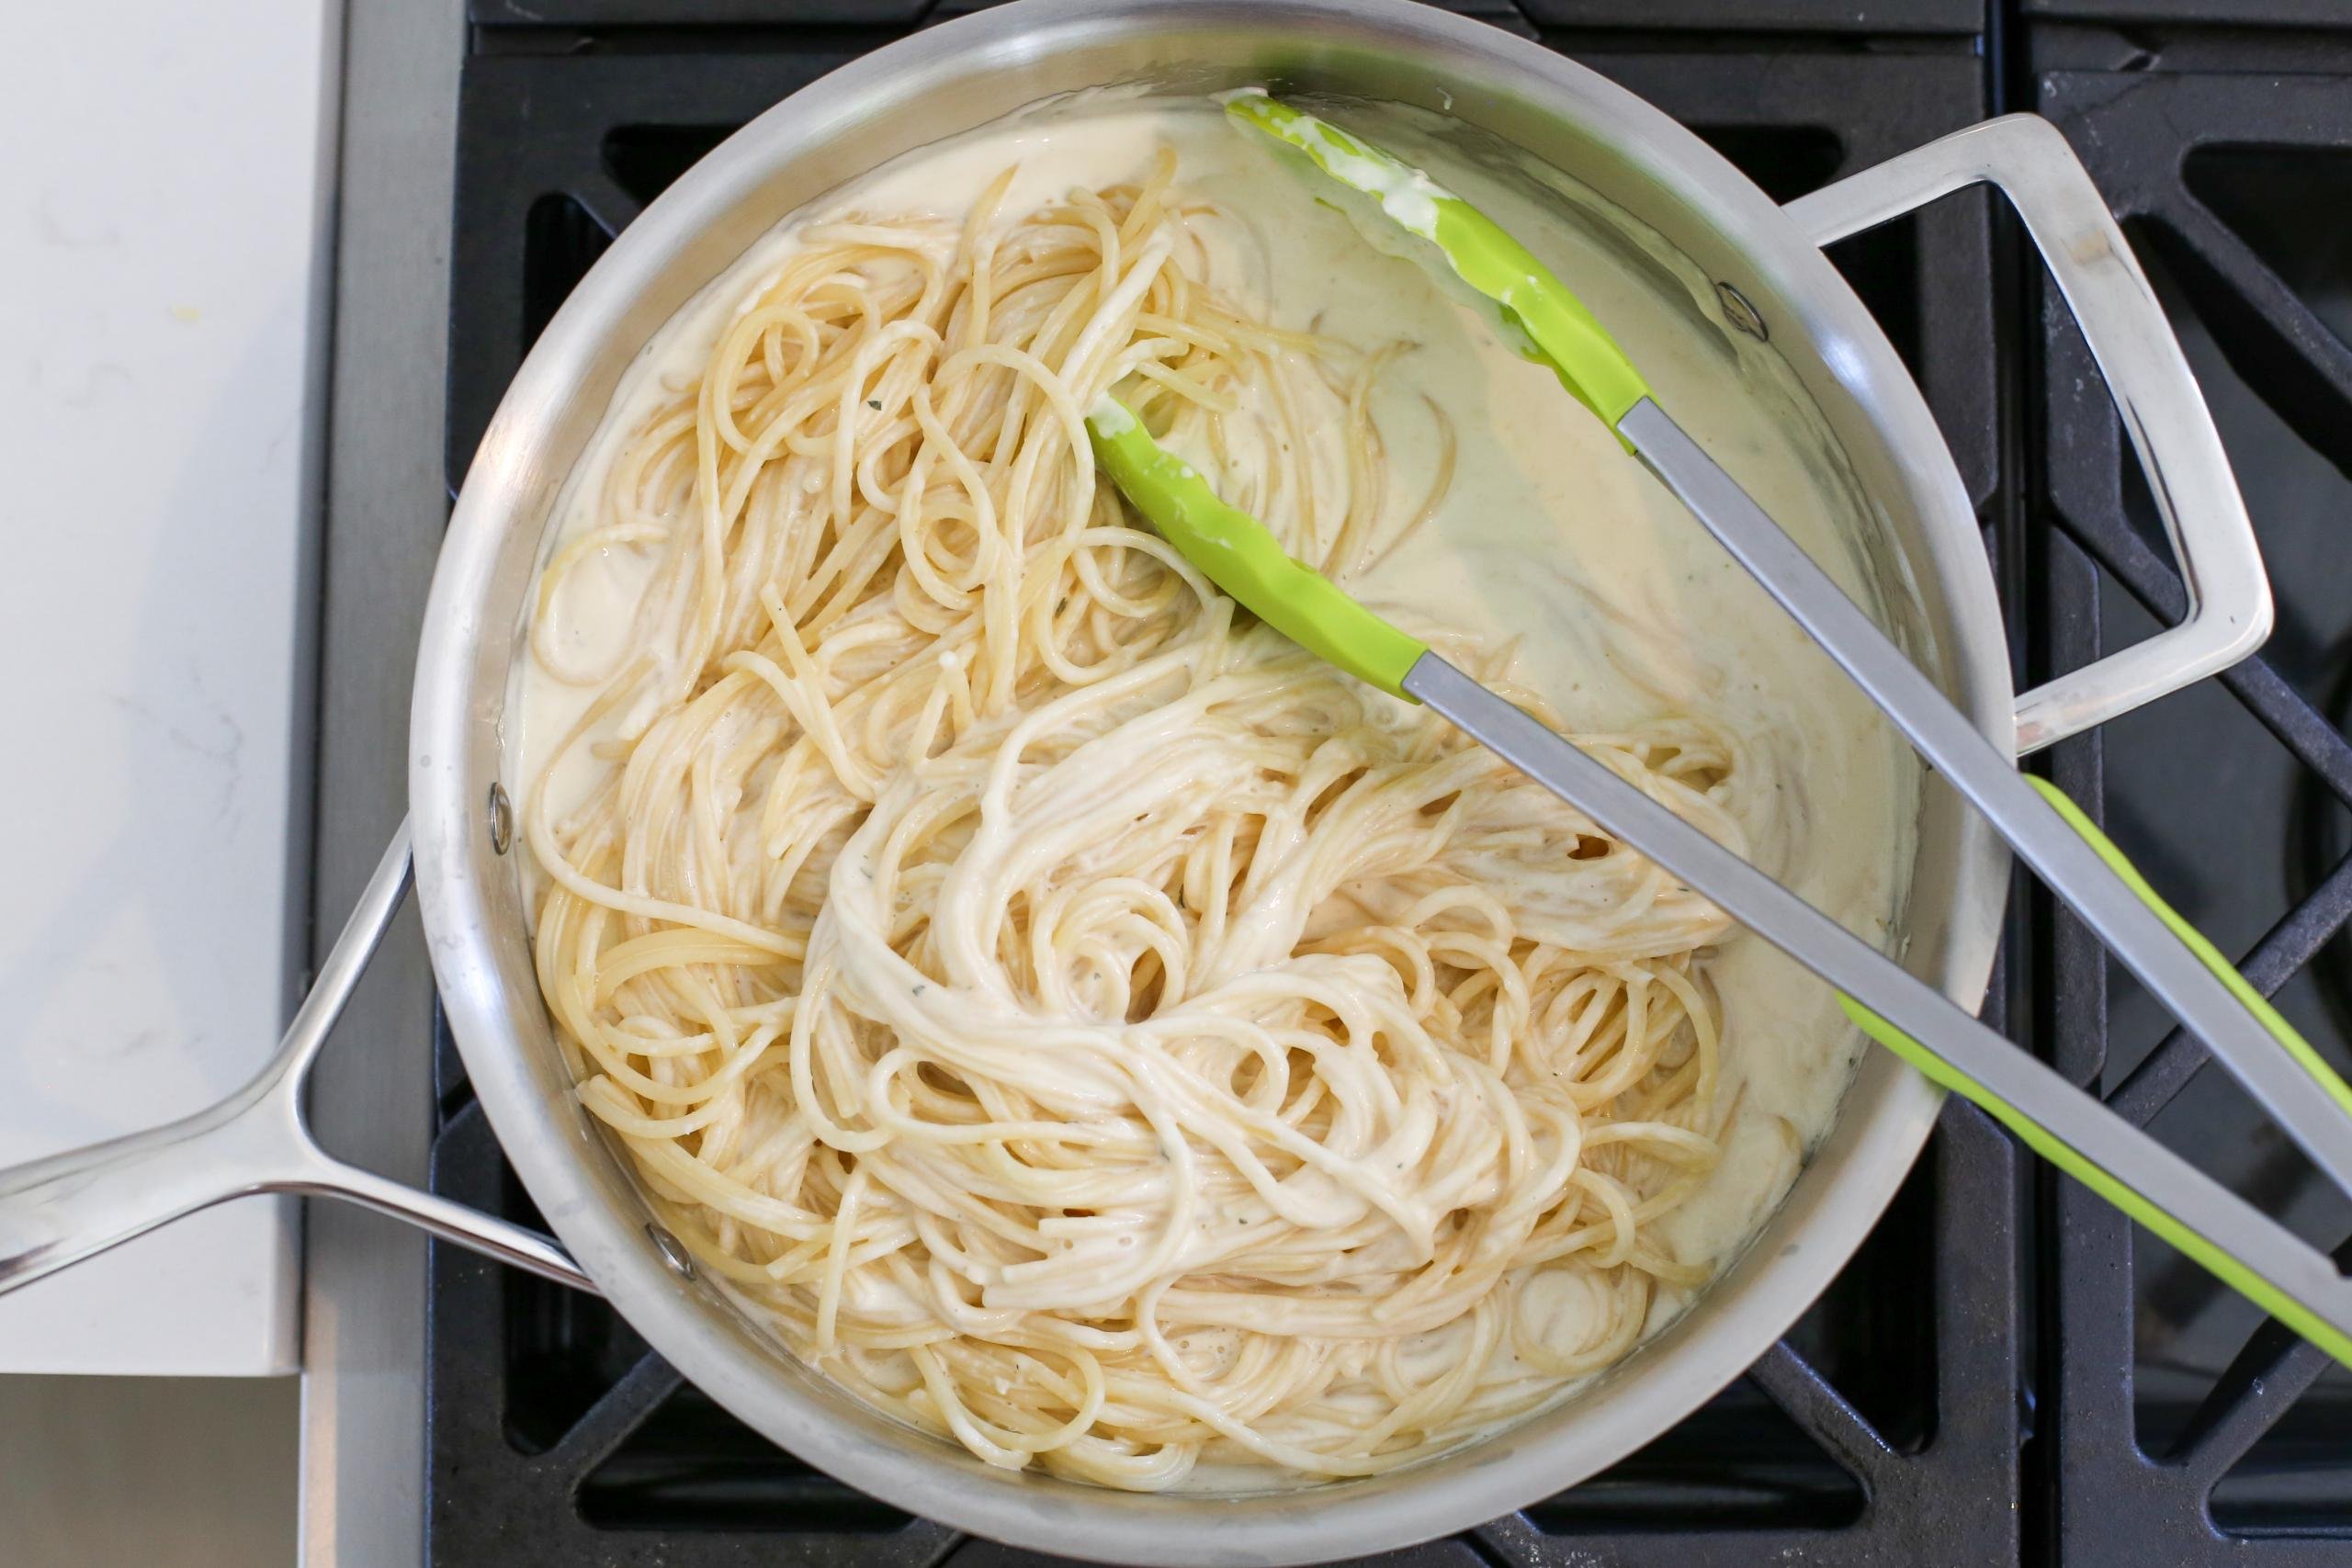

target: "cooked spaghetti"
[524,141,1763,1489]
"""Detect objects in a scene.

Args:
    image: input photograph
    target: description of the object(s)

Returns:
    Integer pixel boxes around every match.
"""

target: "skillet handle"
[0,826,596,1299]
[1784,114,2271,757]
[0,1086,301,1295]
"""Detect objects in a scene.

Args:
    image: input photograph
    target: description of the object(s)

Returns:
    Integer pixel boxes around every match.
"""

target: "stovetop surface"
[425,4,2352,1562]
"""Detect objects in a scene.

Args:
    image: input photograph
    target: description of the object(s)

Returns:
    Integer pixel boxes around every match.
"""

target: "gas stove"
[303,3,2352,1562]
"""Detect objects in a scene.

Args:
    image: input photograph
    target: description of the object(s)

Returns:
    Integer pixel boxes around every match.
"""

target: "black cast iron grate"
[424,2,2346,1562]
[2018,20,2352,1561]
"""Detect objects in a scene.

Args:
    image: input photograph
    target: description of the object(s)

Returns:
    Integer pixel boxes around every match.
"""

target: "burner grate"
[2023,43,2352,1562]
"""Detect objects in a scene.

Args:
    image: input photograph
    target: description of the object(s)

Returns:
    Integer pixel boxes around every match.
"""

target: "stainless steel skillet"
[0,2,2277,1562]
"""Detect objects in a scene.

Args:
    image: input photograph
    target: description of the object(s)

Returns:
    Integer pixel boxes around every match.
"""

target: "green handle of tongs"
[1224,91,1653,443]
[1845,776,2352,1368]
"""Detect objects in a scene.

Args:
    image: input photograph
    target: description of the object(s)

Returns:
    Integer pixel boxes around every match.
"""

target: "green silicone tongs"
[1078,94,2352,1368]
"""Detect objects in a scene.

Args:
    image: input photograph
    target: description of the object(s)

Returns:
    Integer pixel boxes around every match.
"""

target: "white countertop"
[0,2,339,1375]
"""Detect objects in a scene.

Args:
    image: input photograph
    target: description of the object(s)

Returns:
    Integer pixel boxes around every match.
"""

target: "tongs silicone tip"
[1224,88,1651,444]
[1086,396,1427,699]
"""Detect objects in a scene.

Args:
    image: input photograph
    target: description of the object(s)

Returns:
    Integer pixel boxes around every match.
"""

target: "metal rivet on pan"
[486,782,514,855]
[1715,280,1768,342]
[647,1223,695,1280]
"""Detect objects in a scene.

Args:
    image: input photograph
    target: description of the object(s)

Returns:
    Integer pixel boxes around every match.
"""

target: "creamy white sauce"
[515,93,1920,1436]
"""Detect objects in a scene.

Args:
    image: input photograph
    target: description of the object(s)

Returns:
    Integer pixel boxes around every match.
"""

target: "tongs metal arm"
[1401,655,2352,1367]
[1622,400,2352,1197]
